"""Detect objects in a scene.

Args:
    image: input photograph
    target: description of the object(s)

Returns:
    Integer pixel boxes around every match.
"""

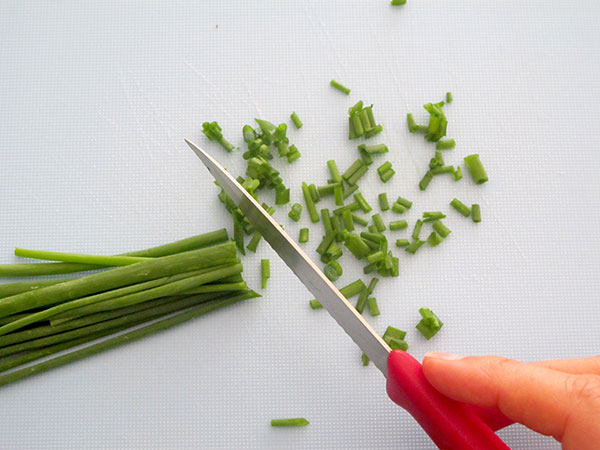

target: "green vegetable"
[271,418,309,427]
[377,161,392,176]
[288,203,303,222]
[233,210,246,255]
[299,228,309,243]
[366,277,379,296]
[472,204,481,223]
[464,154,488,184]
[431,165,455,175]
[202,121,235,152]
[275,187,290,205]
[427,232,444,247]
[355,289,368,314]
[317,182,341,197]
[347,165,369,185]
[379,169,395,183]
[446,92,453,103]
[378,193,389,211]
[342,160,365,182]
[367,297,380,316]
[330,79,351,95]
[405,240,425,254]
[396,197,412,209]
[422,212,446,222]
[372,214,386,232]
[419,171,434,190]
[351,214,369,227]
[436,139,456,150]
[391,202,406,214]
[342,184,359,199]
[327,160,342,184]
[416,307,443,339]
[339,279,367,298]
[389,220,408,231]
[391,0,407,5]
[13,249,148,266]
[287,144,301,162]
[432,220,451,238]
[453,166,462,181]
[302,182,320,223]
[343,233,371,259]
[261,259,270,289]
[361,353,370,366]
[412,219,423,241]
[360,232,385,244]
[395,239,410,247]
[334,185,344,206]
[342,210,354,231]
[450,198,471,217]
[353,193,372,213]
[324,261,343,281]
[309,299,323,309]
[382,326,408,351]
[246,232,262,253]
[367,251,385,264]
[290,112,303,129]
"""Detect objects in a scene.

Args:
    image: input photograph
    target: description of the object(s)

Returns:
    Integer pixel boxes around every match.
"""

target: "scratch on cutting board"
[183,60,234,122]
[129,76,176,139]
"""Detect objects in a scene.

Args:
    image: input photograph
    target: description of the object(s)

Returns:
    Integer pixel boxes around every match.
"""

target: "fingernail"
[424,352,464,361]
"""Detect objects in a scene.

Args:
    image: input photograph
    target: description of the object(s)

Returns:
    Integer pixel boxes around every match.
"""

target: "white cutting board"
[1,1,599,448]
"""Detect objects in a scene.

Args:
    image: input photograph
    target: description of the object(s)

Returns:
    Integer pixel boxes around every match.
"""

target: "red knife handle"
[386,350,512,450]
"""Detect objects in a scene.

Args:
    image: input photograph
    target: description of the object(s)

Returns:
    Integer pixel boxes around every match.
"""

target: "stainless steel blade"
[185,139,391,375]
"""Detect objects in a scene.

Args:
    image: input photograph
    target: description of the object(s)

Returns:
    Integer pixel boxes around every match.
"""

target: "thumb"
[422,353,600,449]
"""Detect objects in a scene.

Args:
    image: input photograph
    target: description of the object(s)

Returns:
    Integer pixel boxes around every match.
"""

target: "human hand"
[422,353,600,449]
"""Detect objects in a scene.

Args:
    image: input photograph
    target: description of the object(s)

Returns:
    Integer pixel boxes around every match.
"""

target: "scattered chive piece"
[342,184,359,200]
[301,182,320,223]
[389,220,408,231]
[396,197,412,209]
[406,113,418,132]
[327,160,342,184]
[288,203,302,222]
[367,297,380,316]
[202,121,235,152]
[446,92,453,103]
[275,187,290,205]
[391,0,407,5]
[368,225,378,234]
[431,165,455,175]
[380,169,395,183]
[427,232,444,247]
[363,262,377,274]
[339,279,367,299]
[367,251,385,264]
[364,124,383,138]
[387,338,408,351]
[308,184,320,203]
[405,240,425,254]
[464,154,488,184]
[372,214,386,232]
[330,79,351,95]
[333,202,360,216]
[299,228,309,243]
[422,212,446,222]
[412,219,423,240]
[290,112,303,129]
[436,139,456,150]
[391,202,406,214]
[361,353,370,366]
[450,198,471,217]
[355,289,368,314]
[309,299,323,309]
[432,220,451,238]
[377,161,392,176]
[342,210,354,231]
[419,171,434,191]
[317,182,340,197]
[347,165,369,185]
[316,233,335,255]
[271,418,309,427]
[324,261,343,281]
[334,186,344,206]
[429,151,444,169]
[247,232,262,253]
[321,209,333,234]
[343,160,365,182]
[416,307,443,339]
[351,214,369,227]
[395,239,410,247]
[382,326,408,350]
[413,124,429,134]
[353,193,372,213]
[261,259,270,289]
[343,233,371,259]
[360,232,386,244]
[453,166,463,181]
[472,204,481,223]
[331,215,343,242]
[378,193,389,211]
[366,277,379,295]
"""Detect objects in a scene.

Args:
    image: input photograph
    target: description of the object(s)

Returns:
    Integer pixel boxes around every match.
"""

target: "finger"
[422,353,600,448]
[531,355,600,375]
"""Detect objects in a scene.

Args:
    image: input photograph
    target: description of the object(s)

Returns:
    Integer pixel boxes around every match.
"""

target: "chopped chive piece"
[360,232,386,244]
[383,326,406,341]
[299,228,309,243]
[301,182,320,223]
[322,241,343,262]
[271,418,309,427]
[450,198,471,217]
[342,210,354,231]
[412,219,423,240]
[363,262,377,274]
[334,186,344,206]
[419,171,434,190]
[342,184,359,199]
[358,147,373,165]
[391,202,406,214]
[366,277,379,295]
[321,209,333,234]
[368,224,378,234]
[351,114,364,138]
[378,193,389,211]
[316,233,335,255]
[202,121,235,152]
[333,202,360,216]
[405,239,425,254]
[351,214,369,227]
[353,193,372,213]
[446,92,453,103]
[367,297,380,316]
[288,203,302,222]
[422,212,446,222]
[340,279,367,298]
[330,79,351,95]
[331,215,343,241]
[246,232,262,253]
[472,204,481,223]
[308,184,320,203]
[363,239,379,251]
[380,169,395,183]
[309,300,322,309]
[361,353,370,366]
[427,232,444,247]
[464,154,488,184]
[365,106,376,129]
[406,113,419,133]
[348,117,357,140]
[317,182,340,197]
[453,166,463,181]
[432,220,451,238]
[286,145,301,163]
[343,160,365,182]
[387,338,409,351]
[327,160,342,184]
[396,197,412,209]
[413,124,429,134]
[359,109,372,132]
[324,261,343,281]
[347,165,369,185]
[372,214,386,232]
[391,0,407,5]
[233,211,246,255]
[431,165,455,175]
[275,187,290,205]
[242,125,256,143]
[343,233,371,259]
[361,144,389,155]
[261,259,270,289]
[436,139,456,150]
[395,239,410,247]
[377,161,392,176]
[290,112,303,129]
[429,151,444,169]
[355,289,368,314]
[367,251,385,264]
[389,220,408,231]
[365,124,383,138]
[416,307,443,339]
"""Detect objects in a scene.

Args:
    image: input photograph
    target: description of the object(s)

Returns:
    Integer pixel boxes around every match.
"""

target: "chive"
[308,184,320,203]
[406,113,419,132]
[363,262,377,274]
[379,169,395,183]
[416,307,443,340]
[327,160,342,184]
[275,187,290,205]
[317,182,340,197]
[367,251,385,264]
[324,261,343,281]
[436,139,456,150]
[351,214,369,227]
[429,151,444,169]
[405,240,425,254]
[450,198,471,217]
[378,193,389,211]
[377,161,392,176]
[361,353,370,366]
[353,193,372,213]
[290,112,303,129]
[391,202,406,214]
[389,220,408,231]
[358,146,373,165]
[247,232,262,253]
[333,202,360,216]
[346,165,369,185]
[419,171,434,190]
[309,300,323,309]
[464,154,488,184]
[387,338,409,351]
[359,109,372,132]
[427,232,444,247]
[322,241,343,262]
[391,256,399,277]
[343,233,371,259]
[334,185,344,206]
[368,225,378,234]
[288,203,302,222]
[348,117,357,139]
[242,125,256,143]
[430,165,455,175]
[363,239,379,251]
[12,250,147,266]
[342,210,354,231]
[321,209,333,234]
[351,114,364,138]
[342,160,364,182]
[202,121,235,152]
[412,219,423,240]
[432,220,451,238]
[367,297,380,316]
[349,100,364,116]
[365,105,376,129]
[395,239,410,247]
[316,233,335,255]
[472,204,481,223]
[342,184,359,199]
[271,418,309,427]
[396,197,413,209]
[372,214,386,232]
[355,289,368,314]
[422,212,446,222]
[366,277,379,296]
[286,145,301,162]
[331,215,344,242]
[413,124,429,134]
[446,92,453,103]
[383,325,406,341]
[301,182,320,223]
[391,0,407,5]
[299,228,309,243]
[233,213,245,254]
[330,79,351,95]
[361,144,389,155]
[340,279,367,298]
[360,232,386,244]
[365,124,383,138]
[453,166,463,181]
[260,260,270,290]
